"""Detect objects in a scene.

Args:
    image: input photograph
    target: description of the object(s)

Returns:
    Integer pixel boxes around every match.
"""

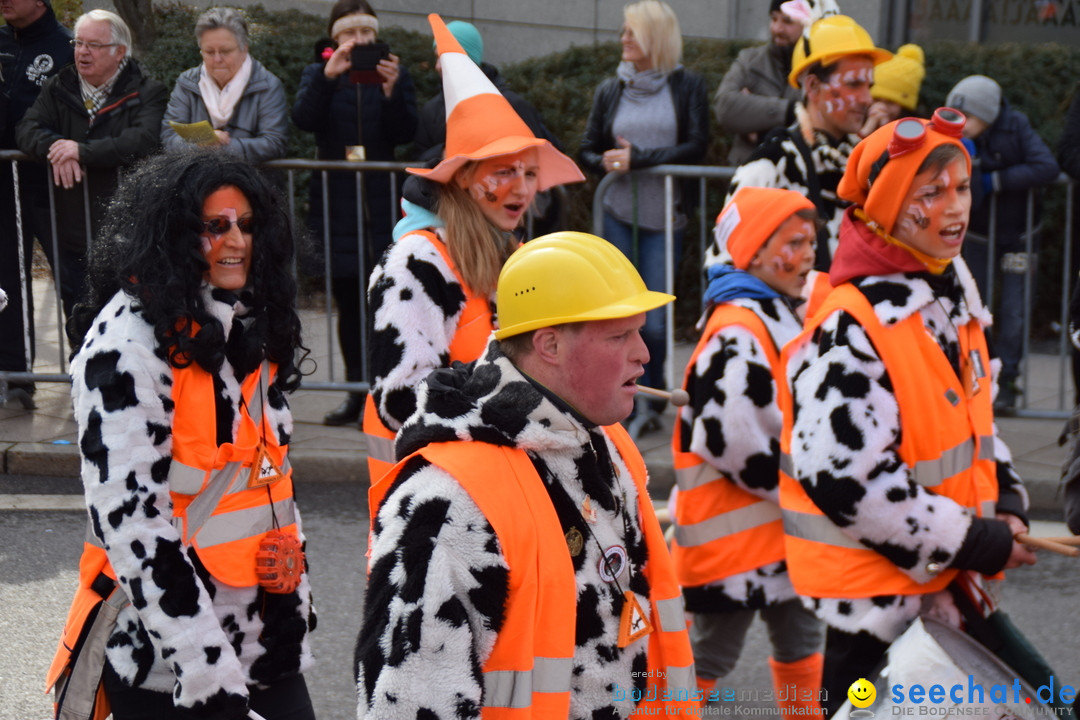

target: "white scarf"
[199,53,252,130]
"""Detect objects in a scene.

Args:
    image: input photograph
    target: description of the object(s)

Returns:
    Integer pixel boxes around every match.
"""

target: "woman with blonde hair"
[579,0,709,438]
[361,14,583,481]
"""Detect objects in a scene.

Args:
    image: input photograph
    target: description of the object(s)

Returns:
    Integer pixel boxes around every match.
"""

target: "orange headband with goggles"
[838,107,970,236]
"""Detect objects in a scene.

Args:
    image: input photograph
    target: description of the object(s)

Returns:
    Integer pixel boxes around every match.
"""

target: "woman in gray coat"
[161,7,288,163]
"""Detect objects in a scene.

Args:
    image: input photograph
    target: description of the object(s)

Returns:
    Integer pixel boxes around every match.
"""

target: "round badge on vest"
[599,545,628,583]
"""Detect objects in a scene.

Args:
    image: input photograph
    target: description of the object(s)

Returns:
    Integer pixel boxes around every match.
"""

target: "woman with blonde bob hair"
[579,0,709,439]
[361,14,583,480]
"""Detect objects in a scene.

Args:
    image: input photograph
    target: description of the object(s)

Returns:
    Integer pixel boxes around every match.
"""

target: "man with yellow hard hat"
[356,232,698,718]
[707,8,890,272]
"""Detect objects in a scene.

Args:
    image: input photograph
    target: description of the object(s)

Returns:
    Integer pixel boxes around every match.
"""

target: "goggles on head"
[868,107,966,187]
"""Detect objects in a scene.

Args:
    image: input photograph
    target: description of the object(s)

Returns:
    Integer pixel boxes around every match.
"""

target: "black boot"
[324,391,363,426]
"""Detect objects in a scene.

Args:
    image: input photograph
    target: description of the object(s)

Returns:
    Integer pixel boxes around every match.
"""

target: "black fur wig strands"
[68,148,309,391]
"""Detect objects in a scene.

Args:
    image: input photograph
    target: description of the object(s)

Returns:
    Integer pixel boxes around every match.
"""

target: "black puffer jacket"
[291,58,417,277]
[16,60,167,254]
[968,99,1059,246]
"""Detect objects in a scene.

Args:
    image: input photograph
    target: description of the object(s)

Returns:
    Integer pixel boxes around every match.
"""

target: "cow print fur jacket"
[71,286,314,715]
[356,342,659,719]
[785,260,1028,642]
[368,222,496,432]
[706,105,857,269]
[676,296,804,613]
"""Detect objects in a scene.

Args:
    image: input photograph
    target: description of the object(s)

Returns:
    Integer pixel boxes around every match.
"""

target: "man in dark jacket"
[712,0,802,165]
[16,9,166,320]
[0,0,72,405]
[948,75,1060,408]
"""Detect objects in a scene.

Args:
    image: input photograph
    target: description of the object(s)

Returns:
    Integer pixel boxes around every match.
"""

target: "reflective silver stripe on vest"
[654,596,684,634]
[911,435,993,487]
[170,461,207,495]
[483,656,573,708]
[665,663,696,696]
[782,509,865,550]
[674,463,723,492]
[673,501,781,548]
[779,452,795,478]
[366,433,397,465]
[981,500,996,517]
[54,585,130,720]
[196,496,297,548]
[85,518,104,548]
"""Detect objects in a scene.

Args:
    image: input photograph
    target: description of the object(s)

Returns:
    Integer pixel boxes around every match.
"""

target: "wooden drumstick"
[636,385,690,407]
[1014,533,1080,557]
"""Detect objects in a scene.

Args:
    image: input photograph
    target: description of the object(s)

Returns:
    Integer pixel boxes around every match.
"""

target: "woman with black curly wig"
[48,149,316,720]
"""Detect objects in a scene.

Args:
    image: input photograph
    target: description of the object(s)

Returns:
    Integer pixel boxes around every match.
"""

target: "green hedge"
[142,4,1080,333]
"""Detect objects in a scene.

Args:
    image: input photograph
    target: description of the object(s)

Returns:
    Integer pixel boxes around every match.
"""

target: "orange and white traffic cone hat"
[408,13,584,191]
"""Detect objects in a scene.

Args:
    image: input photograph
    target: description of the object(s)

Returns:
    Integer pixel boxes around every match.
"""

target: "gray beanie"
[947,75,1002,125]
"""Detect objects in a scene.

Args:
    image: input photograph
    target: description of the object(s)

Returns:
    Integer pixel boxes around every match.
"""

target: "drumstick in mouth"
[636,385,690,407]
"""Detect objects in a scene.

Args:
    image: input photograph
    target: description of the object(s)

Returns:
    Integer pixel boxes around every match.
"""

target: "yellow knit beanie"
[871,44,925,111]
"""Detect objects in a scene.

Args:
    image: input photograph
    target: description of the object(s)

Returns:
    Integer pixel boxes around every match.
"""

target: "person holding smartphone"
[291,0,418,428]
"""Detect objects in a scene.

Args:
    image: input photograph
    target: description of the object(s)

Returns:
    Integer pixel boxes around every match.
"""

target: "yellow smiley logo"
[848,678,876,708]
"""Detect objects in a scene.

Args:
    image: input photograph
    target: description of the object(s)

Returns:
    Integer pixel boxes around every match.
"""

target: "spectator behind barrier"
[1057,84,1080,402]
[860,43,925,137]
[160,7,289,164]
[579,0,709,440]
[16,9,167,322]
[712,0,802,165]
[291,0,418,427]
[0,0,72,406]
[948,74,1060,409]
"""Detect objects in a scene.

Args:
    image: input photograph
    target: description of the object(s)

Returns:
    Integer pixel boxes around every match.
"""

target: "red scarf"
[829,208,936,286]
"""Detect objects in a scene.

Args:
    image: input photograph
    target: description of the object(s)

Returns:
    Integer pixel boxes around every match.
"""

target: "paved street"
[2,475,1078,720]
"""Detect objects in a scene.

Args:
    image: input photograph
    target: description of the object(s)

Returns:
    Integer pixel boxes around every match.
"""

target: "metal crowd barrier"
[592,164,1079,420]
[0,152,564,399]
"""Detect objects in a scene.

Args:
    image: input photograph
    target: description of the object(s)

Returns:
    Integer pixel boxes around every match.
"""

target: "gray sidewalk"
[0,275,1072,516]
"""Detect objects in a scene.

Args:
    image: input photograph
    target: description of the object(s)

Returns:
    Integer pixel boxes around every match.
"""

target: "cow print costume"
[72,286,314,713]
[368,206,497,432]
[356,341,659,719]
[785,259,1028,642]
[706,105,857,270]
[677,296,804,612]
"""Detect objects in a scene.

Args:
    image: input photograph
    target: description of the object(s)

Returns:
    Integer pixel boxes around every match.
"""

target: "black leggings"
[103,662,316,720]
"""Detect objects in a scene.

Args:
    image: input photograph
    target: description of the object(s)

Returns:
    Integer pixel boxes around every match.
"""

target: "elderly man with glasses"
[16,9,166,321]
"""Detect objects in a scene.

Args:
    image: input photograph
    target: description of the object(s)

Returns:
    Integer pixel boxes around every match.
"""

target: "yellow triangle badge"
[248,442,285,488]
[617,590,653,648]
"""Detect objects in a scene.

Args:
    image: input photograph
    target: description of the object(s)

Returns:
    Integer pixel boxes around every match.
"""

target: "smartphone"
[350,42,390,85]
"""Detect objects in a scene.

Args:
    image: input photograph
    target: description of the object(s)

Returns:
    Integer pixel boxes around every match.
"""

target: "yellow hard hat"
[788,15,892,89]
[494,232,675,340]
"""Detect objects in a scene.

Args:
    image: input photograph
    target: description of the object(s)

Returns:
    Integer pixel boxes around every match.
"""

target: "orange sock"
[768,653,824,714]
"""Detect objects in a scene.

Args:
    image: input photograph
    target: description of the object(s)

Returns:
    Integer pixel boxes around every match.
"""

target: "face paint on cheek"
[907,204,931,229]
[201,207,238,253]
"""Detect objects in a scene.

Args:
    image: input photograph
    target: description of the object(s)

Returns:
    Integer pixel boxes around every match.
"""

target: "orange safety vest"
[670,304,786,589]
[777,283,998,599]
[369,423,699,717]
[362,229,495,484]
[47,361,296,717]
[802,269,834,320]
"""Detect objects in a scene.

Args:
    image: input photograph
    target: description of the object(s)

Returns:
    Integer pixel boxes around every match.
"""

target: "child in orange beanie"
[779,110,1037,712]
[671,187,825,712]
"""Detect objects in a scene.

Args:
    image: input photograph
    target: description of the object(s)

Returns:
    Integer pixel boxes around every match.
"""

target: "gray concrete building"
[86,0,1077,66]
